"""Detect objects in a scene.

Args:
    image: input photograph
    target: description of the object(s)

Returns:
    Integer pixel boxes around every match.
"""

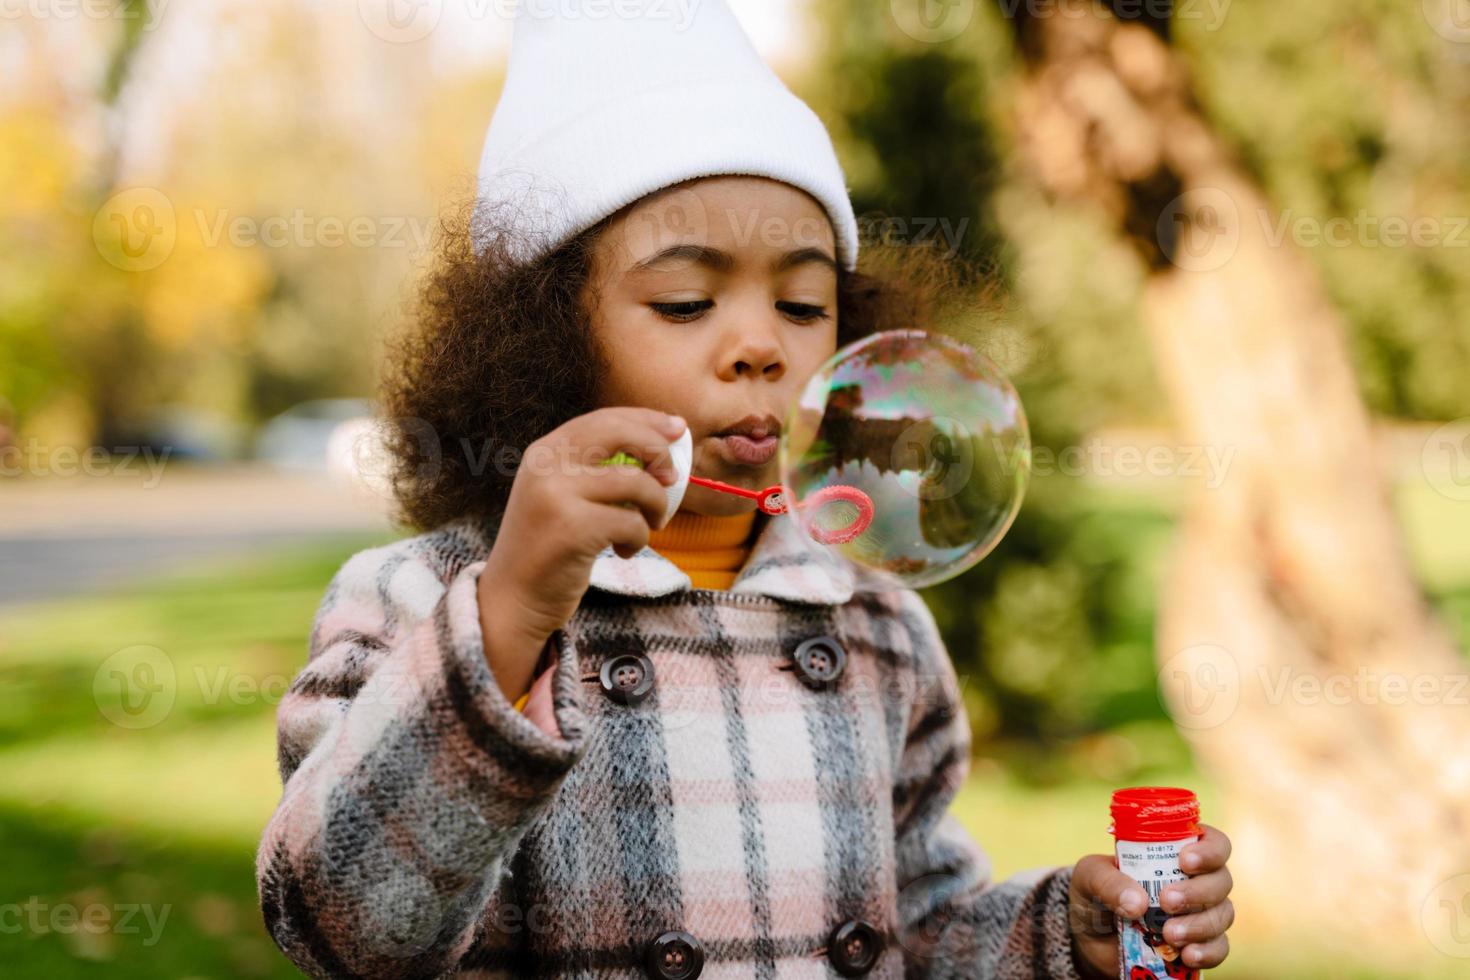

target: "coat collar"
[588,511,864,605]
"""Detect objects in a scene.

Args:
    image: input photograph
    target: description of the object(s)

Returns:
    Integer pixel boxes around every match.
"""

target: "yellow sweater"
[647,508,759,590]
[513,509,759,710]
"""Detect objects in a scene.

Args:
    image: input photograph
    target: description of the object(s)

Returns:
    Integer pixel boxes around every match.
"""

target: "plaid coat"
[255,510,1082,979]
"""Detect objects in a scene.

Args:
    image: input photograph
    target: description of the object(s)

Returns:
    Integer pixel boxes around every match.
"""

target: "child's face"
[585,175,840,516]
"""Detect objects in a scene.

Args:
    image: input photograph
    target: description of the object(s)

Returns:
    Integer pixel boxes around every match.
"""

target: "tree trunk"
[1002,1,1470,946]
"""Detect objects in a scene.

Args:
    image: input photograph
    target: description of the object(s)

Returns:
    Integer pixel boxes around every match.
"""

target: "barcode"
[1140,878,1168,906]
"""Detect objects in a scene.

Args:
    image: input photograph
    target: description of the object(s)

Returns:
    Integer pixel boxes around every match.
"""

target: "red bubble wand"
[685,474,874,545]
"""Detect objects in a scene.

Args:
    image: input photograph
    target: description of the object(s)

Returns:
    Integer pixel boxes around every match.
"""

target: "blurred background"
[4,0,1470,976]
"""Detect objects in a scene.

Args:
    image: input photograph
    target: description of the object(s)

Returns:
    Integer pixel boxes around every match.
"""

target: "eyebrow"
[630,244,838,275]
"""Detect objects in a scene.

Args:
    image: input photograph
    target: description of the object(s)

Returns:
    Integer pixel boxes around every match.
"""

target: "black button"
[827,918,882,975]
[792,635,847,686]
[599,652,654,705]
[644,929,704,979]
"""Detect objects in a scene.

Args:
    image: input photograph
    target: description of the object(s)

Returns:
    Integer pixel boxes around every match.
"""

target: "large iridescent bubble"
[778,329,1031,589]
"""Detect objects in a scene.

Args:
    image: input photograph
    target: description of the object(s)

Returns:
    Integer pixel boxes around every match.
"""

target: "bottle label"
[1115,835,1200,980]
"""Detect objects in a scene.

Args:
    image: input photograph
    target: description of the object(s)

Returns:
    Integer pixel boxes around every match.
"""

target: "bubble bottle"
[1109,787,1203,980]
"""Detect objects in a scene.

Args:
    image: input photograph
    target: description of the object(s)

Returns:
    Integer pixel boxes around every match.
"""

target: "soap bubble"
[778,329,1031,589]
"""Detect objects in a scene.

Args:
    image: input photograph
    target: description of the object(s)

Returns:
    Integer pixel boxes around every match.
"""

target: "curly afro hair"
[378,192,991,534]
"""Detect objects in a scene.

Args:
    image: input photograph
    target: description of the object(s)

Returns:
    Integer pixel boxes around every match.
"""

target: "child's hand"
[478,407,686,698]
[1067,823,1234,979]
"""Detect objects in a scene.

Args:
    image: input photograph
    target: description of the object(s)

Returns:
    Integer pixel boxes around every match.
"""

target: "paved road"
[0,529,385,607]
[0,464,395,607]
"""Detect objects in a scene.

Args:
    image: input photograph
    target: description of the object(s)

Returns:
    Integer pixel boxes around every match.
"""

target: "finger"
[591,404,688,438]
[1161,898,1235,949]
[1073,854,1148,919]
[574,426,680,486]
[1177,932,1230,969]
[1161,866,1233,914]
[578,407,685,484]
[581,466,672,532]
[1179,823,1231,874]
[602,504,652,560]
[1068,856,1117,938]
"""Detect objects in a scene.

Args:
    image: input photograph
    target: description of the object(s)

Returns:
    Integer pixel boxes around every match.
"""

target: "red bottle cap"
[1109,786,1201,842]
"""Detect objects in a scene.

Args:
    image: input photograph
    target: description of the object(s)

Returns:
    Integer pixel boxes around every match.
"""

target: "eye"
[777,301,831,323]
[650,300,712,322]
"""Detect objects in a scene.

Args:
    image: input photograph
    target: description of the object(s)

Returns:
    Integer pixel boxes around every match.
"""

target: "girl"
[255,3,1233,978]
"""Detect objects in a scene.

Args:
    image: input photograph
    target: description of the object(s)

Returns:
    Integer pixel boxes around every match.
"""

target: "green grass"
[0,477,1466,977]
[0,532,394,977]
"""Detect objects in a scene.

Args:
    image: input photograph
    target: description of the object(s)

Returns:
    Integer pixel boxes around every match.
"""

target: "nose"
[734,351,783,380]
[721,324,785,382]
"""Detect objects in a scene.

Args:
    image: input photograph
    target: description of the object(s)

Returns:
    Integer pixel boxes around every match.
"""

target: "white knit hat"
[473,0,860,271]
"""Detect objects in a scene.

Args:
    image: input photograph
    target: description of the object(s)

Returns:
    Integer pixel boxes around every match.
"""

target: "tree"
[809,0,1165,750]
[997,0,1469,941]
